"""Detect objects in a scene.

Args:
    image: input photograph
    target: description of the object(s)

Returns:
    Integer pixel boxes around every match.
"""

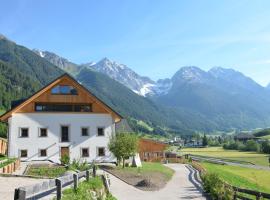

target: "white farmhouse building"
[0,74,122,163]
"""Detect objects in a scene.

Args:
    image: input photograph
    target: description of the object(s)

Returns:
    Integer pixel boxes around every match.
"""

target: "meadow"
[180,147,269,166]
[201,162,270,193]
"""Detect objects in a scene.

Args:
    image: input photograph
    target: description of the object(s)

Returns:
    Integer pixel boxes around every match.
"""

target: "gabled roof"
[0,73,123,122]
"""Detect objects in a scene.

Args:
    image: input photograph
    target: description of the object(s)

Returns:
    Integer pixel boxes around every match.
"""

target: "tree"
[244,140,259,152]
[108,132,138,168]
[261,141,270,154]
[202,134,208,147]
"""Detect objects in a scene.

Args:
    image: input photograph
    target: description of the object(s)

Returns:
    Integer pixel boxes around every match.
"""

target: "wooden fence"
[0,158,20,174]
[14,166,110,200]
[0,137,7,155]
[190,159,270,200]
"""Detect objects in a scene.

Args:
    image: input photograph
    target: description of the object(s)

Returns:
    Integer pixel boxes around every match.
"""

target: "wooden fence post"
[73,173,78,190]
[56,178,62,200]
[256,193,261,200]
[86,170,90,181]
[16,188,26,200]
[93,165,96,177]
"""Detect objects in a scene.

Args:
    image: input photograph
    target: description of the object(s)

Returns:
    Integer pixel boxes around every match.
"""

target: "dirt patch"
[101,165,168,191]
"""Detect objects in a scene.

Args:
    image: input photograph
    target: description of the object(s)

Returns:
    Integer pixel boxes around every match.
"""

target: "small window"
[81,148,89,157]
[51,85,78,95]
[97,147,105,156]
[61,126,69,142]
[81,128,89,136]
[39,149,47,157]
[20,150,28,158]
[39,128,48,137]
[97,128,104,136]
[20,128,29,138]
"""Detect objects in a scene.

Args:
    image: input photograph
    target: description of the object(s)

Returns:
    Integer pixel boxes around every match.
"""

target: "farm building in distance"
[138,138,167,162]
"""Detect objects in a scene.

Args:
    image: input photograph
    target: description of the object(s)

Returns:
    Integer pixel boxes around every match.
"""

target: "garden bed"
[25,164,67,178]
[101,162,174,191]
[0,158,20,173]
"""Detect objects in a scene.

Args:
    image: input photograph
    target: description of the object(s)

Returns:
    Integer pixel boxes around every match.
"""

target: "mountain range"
[1,34,270,135]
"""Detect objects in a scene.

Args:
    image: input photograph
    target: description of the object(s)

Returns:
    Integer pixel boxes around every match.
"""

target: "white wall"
[8,113,116,163]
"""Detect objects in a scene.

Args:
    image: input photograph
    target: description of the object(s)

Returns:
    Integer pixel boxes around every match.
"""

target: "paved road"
[110,164,207,200]
[0,176,48,200]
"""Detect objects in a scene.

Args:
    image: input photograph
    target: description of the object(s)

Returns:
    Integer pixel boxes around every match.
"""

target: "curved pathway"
[109,164,207,200]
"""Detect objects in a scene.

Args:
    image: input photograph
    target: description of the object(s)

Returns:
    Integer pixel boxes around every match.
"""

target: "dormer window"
[51,85,78,95]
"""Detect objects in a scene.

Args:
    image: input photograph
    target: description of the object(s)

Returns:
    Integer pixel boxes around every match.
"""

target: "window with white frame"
[19,128,29,138]
[81,127,89,136]
[39,128,48,137]
[97,147,105,156]
[97,128,105,136]
[39,149,47,157]
[20,149,28,158]
[81,148,89,157]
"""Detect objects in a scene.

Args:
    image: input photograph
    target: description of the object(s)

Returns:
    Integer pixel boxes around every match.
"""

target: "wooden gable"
[0,74,122,122]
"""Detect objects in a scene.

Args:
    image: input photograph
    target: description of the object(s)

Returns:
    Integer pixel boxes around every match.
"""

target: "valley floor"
[180,147,269,166]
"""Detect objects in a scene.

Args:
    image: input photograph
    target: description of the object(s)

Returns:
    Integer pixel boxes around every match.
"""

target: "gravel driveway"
[110,163,207,200]
[0,176,48,200]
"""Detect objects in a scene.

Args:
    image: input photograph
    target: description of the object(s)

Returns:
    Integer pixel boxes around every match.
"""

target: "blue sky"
[1,0,270,86]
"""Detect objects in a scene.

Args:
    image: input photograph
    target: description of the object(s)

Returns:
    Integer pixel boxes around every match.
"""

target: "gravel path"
[110,164,207,200]
[0,176,48,200]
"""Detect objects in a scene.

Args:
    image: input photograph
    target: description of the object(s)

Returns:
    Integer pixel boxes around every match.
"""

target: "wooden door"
[61,147,69,158]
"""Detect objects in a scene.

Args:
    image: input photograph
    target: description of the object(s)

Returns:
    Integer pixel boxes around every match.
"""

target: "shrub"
[202,172,233,200]
[69,159,91,171]
[261,141,270,154]
[244,140,259,152]
[60,155,70,165]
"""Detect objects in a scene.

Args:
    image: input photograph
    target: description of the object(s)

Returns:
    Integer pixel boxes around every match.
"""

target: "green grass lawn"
[26,166,67,178]
[0,155,7,161]
[0,158,16,168]
[61,177,116,200]
[201,162,270,193]
[121,162,174,180]
[180,147,269,166]
[261,135,270,139]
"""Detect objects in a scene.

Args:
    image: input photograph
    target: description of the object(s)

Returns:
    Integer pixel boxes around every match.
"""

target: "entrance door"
[61,147,69,159]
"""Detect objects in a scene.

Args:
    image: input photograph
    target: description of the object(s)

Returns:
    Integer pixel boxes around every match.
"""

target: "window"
[39,149,47,157]
[61,126,69,142]
[97,147,105,156]
[20,150,28,158]
[97,128,104,136]
[51,85,78,95]
[39,128,48,137]
[81,128,89,136]
[20,128,29,137]
[35,103,92,112]
[81,148,89,157]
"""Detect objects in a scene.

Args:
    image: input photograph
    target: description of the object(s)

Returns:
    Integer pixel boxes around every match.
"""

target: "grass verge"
[180,147,269,166]
[0,158,16,168]
[201,162,270,193]
[61,177,116,200]
[102,162,174,191]
[26,166,67,178]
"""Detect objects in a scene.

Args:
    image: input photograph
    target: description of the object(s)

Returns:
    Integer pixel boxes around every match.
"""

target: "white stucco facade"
[8,113,116,163]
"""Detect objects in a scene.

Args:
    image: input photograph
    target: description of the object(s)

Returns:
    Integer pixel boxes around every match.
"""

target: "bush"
[69,159,91,171]
[223,140,260,152]
[60,155,70,165]
[202,172,233,200]
[261,141,270,154]
[244,140,259,152]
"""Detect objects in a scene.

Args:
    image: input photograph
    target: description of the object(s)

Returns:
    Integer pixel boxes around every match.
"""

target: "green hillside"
[0,37,63,86]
